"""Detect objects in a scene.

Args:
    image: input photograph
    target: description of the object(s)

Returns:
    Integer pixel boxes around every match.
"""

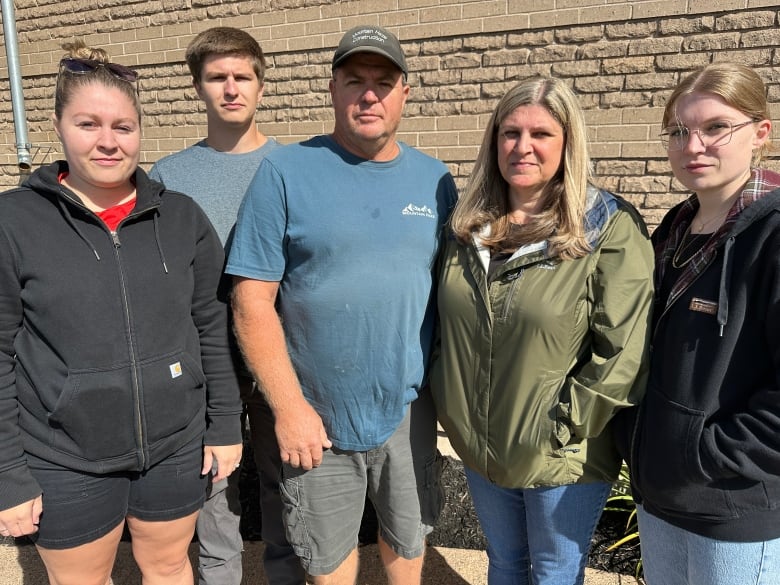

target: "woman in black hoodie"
[619,62,780,584]
[0,42,242,584]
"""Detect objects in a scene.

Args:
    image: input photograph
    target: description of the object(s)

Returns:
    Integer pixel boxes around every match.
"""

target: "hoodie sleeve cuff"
[0,464,42,513]
[204,413,243,446]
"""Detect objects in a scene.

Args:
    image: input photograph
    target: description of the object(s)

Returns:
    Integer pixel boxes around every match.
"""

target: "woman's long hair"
[450,76,594,260]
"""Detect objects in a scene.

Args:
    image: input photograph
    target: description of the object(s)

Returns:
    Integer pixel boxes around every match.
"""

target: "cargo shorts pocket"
[420,453,444,528]
[279,464,312,562]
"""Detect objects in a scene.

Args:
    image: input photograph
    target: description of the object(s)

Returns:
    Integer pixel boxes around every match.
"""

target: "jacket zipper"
[652,250,715,339]
[499,270,523,321]
[632,251,716,489]
[112,208,160,468]
[56,186,163,468]
[627,396,645,492]
[111,229,146,468]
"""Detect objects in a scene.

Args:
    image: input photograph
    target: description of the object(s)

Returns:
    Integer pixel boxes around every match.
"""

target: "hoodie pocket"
[635,387,736,521]
[49,365,137,460]
[142,351,207,446]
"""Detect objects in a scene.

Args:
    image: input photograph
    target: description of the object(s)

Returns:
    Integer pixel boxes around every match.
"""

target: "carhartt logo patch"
[169,362,183,378]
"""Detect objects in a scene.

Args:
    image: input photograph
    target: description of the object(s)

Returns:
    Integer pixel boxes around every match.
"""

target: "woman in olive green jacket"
[430,77,653,585]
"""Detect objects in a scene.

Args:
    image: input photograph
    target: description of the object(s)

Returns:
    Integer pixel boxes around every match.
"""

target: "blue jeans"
[465,468,610,585]
[637,505,780,585]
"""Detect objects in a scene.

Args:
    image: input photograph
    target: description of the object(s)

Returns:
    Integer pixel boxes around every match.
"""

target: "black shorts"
[28,437,207,549]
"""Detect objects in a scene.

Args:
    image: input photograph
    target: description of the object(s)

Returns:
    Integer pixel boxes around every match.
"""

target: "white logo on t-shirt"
[401,203,435,218]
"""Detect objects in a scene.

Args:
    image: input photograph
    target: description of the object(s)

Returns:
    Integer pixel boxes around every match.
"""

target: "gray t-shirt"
[149,138,280,245]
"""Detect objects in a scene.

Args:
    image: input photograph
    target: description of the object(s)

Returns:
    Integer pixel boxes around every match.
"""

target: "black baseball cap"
[332,26,408,77]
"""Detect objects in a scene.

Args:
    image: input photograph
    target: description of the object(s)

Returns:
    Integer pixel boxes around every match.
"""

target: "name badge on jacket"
[689,297,718,315]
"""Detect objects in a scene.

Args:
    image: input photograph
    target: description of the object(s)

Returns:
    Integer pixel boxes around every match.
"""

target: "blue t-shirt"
[149,138,280,245]
[226,135,457,450]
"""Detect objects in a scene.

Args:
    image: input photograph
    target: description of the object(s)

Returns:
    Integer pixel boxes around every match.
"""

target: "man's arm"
[232,277,331,470]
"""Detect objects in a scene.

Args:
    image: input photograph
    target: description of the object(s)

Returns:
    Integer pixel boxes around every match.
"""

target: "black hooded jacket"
[0,161,242,511]
[617,170,780,542]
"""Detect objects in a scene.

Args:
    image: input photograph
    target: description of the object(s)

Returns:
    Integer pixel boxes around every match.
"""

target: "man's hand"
[202,443,244,483]
[0,496,42,538]
[232,277,331,469]
[275,399,332,470]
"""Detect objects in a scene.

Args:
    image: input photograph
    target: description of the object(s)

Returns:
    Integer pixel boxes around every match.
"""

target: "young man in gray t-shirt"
[150,26,301,585]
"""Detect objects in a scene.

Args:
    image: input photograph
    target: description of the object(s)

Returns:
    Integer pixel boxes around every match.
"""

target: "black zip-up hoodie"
[0,161,242,511]
[617,170,780,542]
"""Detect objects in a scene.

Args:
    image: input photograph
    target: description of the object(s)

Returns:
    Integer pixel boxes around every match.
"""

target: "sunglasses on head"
[59,57,138,83]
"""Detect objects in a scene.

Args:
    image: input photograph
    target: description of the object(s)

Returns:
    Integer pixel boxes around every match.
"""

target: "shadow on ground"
[4,437,639,582]
[239,438,640,576]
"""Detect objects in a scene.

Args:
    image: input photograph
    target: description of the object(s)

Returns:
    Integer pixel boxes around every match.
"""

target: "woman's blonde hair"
[450,76,594,260]
[55,40,141,121]
[663,62,772,163]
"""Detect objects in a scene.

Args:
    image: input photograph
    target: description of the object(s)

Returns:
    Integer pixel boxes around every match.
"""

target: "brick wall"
[1,1,779,226]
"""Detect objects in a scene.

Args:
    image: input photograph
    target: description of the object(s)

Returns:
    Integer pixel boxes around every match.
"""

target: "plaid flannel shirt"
[654,168,780,311]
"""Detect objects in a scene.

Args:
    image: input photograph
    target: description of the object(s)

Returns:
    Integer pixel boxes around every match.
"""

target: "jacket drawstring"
[152,213,169,274]
[57,196,101,261]
[717,236,735,337]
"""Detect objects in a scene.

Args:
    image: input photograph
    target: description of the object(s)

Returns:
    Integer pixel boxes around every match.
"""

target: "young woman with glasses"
[617,62,780,584]
[0,41,243,584]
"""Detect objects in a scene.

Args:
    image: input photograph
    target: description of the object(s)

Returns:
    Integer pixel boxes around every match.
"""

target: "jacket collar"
[24,160,165,215]
[22,161,169,271]
[656,168,780,302]
[655,168,780,334]
[471,185,617,273]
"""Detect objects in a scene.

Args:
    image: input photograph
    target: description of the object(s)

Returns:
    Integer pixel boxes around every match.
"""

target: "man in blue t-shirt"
[227,25,457,585]
[150,27,302,585]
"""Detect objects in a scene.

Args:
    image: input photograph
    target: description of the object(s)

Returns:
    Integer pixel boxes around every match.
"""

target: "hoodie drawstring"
[57,196,101,261]
[152,213,169,274]
[57,192,168,274]
[717,236,735,337]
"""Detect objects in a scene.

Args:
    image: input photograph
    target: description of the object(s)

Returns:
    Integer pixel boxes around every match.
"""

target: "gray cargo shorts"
[279,392,442,575]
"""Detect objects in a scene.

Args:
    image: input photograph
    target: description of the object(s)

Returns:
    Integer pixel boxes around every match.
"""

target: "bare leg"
[310,547,359,585]
[378,535,424,585]
[36,520,124,585]
[127,511,198,585]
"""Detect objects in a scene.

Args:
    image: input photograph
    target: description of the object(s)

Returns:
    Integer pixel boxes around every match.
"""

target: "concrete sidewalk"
[0,537,639,584]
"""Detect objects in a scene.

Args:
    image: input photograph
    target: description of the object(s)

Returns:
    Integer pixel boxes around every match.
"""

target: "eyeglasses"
[58,58,138,83]
[659,119,755,151]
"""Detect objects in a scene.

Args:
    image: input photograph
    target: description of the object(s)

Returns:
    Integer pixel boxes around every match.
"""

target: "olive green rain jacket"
[430,188,654,488]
